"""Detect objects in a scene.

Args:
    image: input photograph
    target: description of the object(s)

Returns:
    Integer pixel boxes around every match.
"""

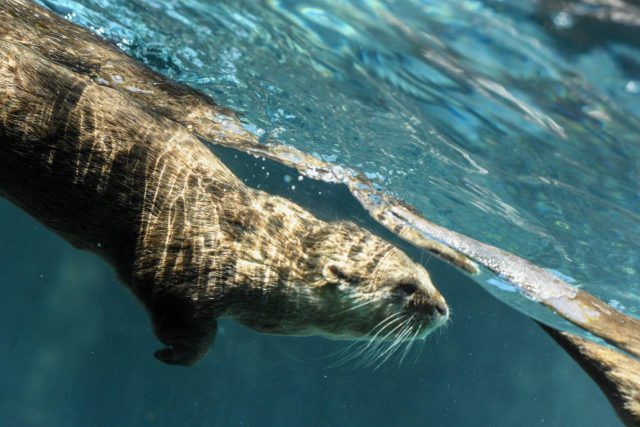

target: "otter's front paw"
[154,345,206,366]
[147,300,218,366]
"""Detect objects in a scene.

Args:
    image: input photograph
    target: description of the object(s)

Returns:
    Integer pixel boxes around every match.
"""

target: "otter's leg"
[149,299,217,366]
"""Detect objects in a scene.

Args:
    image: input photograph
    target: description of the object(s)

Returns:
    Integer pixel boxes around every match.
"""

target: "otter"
[0,0,448,366]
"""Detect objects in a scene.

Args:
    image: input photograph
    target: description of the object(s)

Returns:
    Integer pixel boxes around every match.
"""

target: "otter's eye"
[394,282,418,297]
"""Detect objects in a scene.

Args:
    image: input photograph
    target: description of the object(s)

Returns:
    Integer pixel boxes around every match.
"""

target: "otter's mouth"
[329,307,449,369]
[369,308,449,342]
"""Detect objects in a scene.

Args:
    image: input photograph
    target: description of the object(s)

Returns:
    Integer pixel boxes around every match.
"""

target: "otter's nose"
[434,299,449,317]
[406,290,449,319]
[424,293,449,319]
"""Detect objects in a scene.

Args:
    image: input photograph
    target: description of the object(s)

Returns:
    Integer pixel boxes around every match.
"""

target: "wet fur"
[0,0,447,366]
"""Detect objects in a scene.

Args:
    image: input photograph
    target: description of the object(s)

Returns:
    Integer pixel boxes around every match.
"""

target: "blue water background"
[1,0,638,425]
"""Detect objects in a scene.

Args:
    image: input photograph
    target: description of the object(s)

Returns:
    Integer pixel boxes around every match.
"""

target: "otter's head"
[307,221,449,340]
[233,221,449,344]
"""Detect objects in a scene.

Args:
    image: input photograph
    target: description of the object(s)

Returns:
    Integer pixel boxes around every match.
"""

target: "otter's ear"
[323,262,350,283]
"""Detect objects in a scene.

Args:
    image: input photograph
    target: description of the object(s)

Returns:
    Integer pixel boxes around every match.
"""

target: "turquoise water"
[2,0,638,425]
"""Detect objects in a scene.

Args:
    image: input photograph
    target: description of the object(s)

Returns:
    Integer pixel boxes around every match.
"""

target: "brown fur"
[0,0,448,365]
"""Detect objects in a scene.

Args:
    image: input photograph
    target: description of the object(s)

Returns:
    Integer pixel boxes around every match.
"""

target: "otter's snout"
[400,283,449,321]
[428,294,449,318]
